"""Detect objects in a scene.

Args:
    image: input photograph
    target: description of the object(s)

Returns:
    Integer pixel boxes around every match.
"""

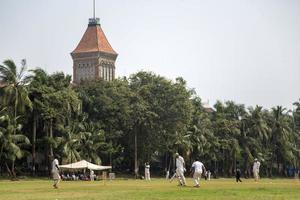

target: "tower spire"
[88,0,99,26]
[93,0,95,19]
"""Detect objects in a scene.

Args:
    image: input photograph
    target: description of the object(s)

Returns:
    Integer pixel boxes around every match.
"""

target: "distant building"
[202,101,215,113]
[71,18,118,84]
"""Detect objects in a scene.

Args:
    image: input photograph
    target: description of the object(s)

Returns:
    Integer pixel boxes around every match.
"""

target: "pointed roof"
[72,23,117,55]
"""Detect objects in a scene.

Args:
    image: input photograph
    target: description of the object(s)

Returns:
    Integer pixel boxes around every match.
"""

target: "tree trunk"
[168,153,172,172]
[5,162,13,178]
[14,88,18,135]
[11,161,15,177]
[48,119,54,176]
[32,113,37,175]
[214,160,217,178]
[49,119,53,158]
[243,157,248,178]
[12,90,18,179]
[109,152,112,167]
[165,152,168,172]
[270,153,274,177]
[134,127,138,178]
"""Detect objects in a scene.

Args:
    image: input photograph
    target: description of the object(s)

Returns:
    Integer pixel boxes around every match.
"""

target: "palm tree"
[79,122,106,164]
[27,68,49,174]
[0,59,32,177]
[0,59,32,122]
[269,106,293,175]
[0,111,30,179]
[56,123,81,164]
[293,99,300,130]
[248,106,270,142]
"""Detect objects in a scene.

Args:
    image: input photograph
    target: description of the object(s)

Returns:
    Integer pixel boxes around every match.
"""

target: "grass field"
[0,178,299,200]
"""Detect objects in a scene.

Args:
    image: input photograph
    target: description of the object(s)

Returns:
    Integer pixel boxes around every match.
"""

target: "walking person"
[175,153,186,186]
[145,162,151,181]
[51,156,61,189]
[191,158,206,187]
[253,158,261,181]
[235,168,242,182]
[235,162,242,183]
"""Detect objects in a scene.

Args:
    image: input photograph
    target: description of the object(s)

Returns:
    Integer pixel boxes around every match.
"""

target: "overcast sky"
[0,0,299,109]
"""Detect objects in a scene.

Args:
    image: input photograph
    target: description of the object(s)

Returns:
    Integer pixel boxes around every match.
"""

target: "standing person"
[90,170,95,181]
[166,170,170,180]
[253,158,261,181]
[175,153,186,186]
[207,170,211,181]
[51,156,61,189]
[191,159,206,187]
[145,162,151,181]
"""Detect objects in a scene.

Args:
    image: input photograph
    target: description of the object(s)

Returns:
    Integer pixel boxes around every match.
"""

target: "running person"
[175,153,186,186]
[191,159,206,187]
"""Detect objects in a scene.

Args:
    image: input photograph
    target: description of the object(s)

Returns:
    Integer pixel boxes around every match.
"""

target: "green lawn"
[0,178,299,200]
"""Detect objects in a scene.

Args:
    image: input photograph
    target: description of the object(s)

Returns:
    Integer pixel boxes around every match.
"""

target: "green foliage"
[0,59,299,178]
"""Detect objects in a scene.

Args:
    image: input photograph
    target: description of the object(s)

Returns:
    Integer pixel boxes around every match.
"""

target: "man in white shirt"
[253,158,261,181]
[191,159,206,187]
[166,170,170,180]
[175,153,186,186]
[145,162,151,181]
[207,170,211,181]
[51,157,61,189]
[90,170,95,181]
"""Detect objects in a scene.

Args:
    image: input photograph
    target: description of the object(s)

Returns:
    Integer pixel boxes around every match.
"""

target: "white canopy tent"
[59,160,111,171]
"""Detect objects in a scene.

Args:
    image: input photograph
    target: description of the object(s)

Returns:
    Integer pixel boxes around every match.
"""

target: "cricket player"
[175,153,186,186]
[191,159,206,187]
[166,170,170,180]
[253,158,261,181]
[145,162,151,181]
[51,157,61,189]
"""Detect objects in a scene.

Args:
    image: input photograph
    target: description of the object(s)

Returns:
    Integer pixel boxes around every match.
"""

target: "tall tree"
[0,59,32,176]
[0,110,30,178]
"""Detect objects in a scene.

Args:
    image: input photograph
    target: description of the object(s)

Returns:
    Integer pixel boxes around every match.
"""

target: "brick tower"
[71,17,118,84]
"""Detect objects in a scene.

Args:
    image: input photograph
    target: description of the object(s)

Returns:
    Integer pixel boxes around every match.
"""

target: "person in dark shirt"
[235,162,242,183]
[236,168,242,182]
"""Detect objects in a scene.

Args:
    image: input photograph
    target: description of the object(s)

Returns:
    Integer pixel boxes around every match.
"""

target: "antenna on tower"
[88,0,99,26]
[93,0,95,19]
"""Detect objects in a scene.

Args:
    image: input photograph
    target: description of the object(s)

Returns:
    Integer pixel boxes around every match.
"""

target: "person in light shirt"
[191,159,206,187]
[145,162,151,181]
[51,156,61,189]
[253,158,261,181]
[90,170,95,181]
[175,153,186,186]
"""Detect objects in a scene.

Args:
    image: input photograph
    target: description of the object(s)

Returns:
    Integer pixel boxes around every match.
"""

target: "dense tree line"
[0,59,300,179]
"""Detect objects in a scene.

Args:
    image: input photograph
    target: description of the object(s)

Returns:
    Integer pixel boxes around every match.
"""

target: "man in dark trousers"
[235,162,242,183]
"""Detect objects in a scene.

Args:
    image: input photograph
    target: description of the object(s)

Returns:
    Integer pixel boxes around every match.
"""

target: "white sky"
[0,0,299,109]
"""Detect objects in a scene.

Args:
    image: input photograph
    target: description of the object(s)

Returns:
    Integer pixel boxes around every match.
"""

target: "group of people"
[235,158,261,183]
[51,157,98,189]
[61,170,96,181]
[144,153,261,188]
[171,153,206,187]
[51,154,261,189]
[143,153,208,187]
